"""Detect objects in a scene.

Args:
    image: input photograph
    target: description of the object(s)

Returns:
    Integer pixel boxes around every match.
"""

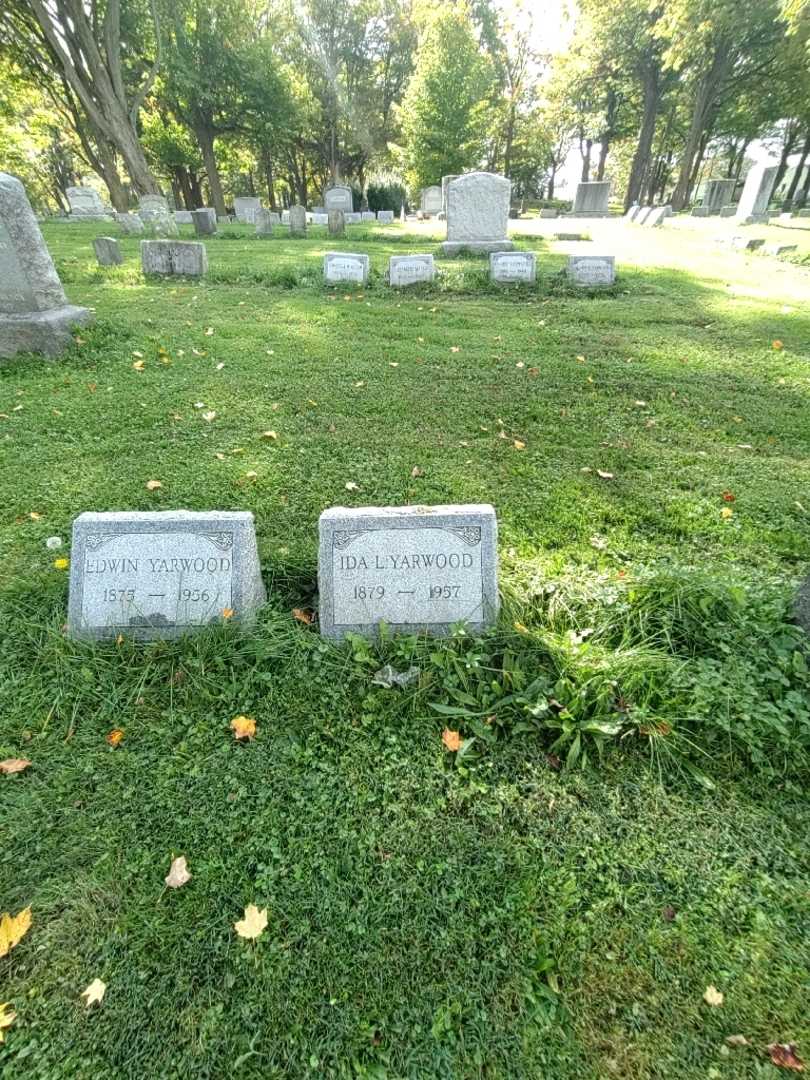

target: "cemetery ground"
[1,216,809,1080]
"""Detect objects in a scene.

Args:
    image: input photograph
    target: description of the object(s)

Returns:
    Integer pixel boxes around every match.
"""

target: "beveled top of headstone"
[325,186,353,212]
[0,172,68,315]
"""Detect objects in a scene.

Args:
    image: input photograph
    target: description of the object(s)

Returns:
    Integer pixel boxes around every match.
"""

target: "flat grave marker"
[490,251,536,283]
[324,252,369,284]
[389,254,435,286]
[567,254,615,286]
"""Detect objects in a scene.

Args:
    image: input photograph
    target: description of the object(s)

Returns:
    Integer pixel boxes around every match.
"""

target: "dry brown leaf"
[106,729,124,748]
[703,985,724,1007]
[442,728,462,752]
[292,608,314,625]
[0,1002,16,1043]
[0,759,31,775]
[165,856,191,889]
[230,715,256,740]
[145,479,162,491]
[234,903,268,940]
[80,978,106,1008]
[767,1043,804,1071]
[0,907,32,958]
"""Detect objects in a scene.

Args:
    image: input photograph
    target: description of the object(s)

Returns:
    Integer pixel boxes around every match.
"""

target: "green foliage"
[365,178,406,212]
[400,4,496,190]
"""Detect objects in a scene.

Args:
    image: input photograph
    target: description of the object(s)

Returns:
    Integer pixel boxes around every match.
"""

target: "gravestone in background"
[0,172,93,359]
[318,504,499,639]
[420,186,442,216]
[377,210,394,224]
[174,210,194,225]
[254,209,274,237]
[345,212,362,224]
[735,163,778,224]
[567,254,615,285]
[389,254,435,286]
[442,172,513,255]
[324,252,369,284]
[635,206,654,224]
[441,174,459,217]
[93,237,122,266]
[289,205,306,237]
[139,194,170,214]
[720,205,737,217]
[490,251,536,284]
[362,211,376,221]
[141,239,208,276]
[234,197,261,223]
[572,181,610,216]
[691,206,710,217]
[328,209,345,236]
[116,213,145,235]
[645,206,671,227]
[539,208,559,218]
[703,179,735,214]
[764,242,798,256]
[66,186,109,219]
[312,213,328,225]
[623,204,641,221]
[191,209,217,236]
[324,186,353,214]
[68,511,265,640]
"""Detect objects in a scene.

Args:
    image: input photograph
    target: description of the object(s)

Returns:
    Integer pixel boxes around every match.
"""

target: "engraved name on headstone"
[389,254,435,286]
[324,252,369,284]
[318,504,499,638]
[490,251,536,283]
[566,254,615,285]
[68,511,265,640]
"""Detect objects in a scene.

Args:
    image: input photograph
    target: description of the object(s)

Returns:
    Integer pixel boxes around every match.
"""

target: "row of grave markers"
[67,506,500,642]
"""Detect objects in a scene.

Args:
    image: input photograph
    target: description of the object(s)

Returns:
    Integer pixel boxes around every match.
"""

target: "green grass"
[1,219,809,1078]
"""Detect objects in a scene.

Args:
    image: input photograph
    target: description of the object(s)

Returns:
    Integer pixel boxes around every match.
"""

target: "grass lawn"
[1,218,809,1078]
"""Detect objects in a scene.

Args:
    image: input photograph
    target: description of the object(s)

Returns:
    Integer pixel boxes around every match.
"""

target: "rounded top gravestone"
[442,172,514,255]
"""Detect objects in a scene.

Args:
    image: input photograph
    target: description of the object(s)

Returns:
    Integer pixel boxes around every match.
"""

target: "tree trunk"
[189,172,203,208]
[596,137,610,181]
[547,166,556,199]
[261,147,277,209]
[785,134,810,201]
[625,62,660,209]
[797,162,810,208]
[176,166,195,209]
[94,139,129,210]
[773,122,800,194]
[195,122,227,216]
[579,136,592,182]
[503,103,516,177]
[670,44,728,210]
[685,129,711,204]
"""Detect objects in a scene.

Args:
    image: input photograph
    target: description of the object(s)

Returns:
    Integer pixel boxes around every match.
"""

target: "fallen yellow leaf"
[703,985,724,1007]
[106,729,124,748]
[261,430,278,440]
[0,1002,16,1043]
[145,480,162,490]
[80,978,106,1008]
[165,855,191,889]
[132,359,145,371]
[0,907,32,958]
[720,507,733,519]
[345,481,360,492]
[772,340,784,350]
[234,903,268,940]
[292,608,314,625]
[222,608,234,619]
[53,557,69,570]
[513,439,526,450]
[0,759,31,775]
[442,728,462,752]
[230,715,256,740]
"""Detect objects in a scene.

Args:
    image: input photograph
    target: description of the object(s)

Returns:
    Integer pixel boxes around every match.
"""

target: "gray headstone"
[763,242,798,256]
[400,204,406,223]
[420,186,442,215]
[116,213,145,235]
[731,236,765,251]
[443,172,513,255]
[389,254,435,287]
[489,251,536,284]
[702,178,736,214]
[318,504,499,639]
[567,255,615,286]
[719,205,736,217]
[254,208,274,237]
[324,252,369,284]
[289,205,306,237]
[312,206,325,214]
[312,213,328,225]
[67,510,266,640]
[635,206,654,224]
[233,196,261,223]
[553,232,588,241]
[735,163,778,224]
[345,212,362,225]
[624,204,641,221]
[324,186,353,213]
[66,186,109,219]
[139,194,170,215]
[539,208,559,219]
[327,209,345,236]
[362,211,376,221]
[191,209,217,236]
[93,236,122,266]
[141,240,208,276]
[377,210,394,224]
[0,172,93,359]
[152,215,179,237]
[281,210,290,224]
[645,206,671,227]
[572,181,610,215]
[174,210,194,225]
[691,206,711,217]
